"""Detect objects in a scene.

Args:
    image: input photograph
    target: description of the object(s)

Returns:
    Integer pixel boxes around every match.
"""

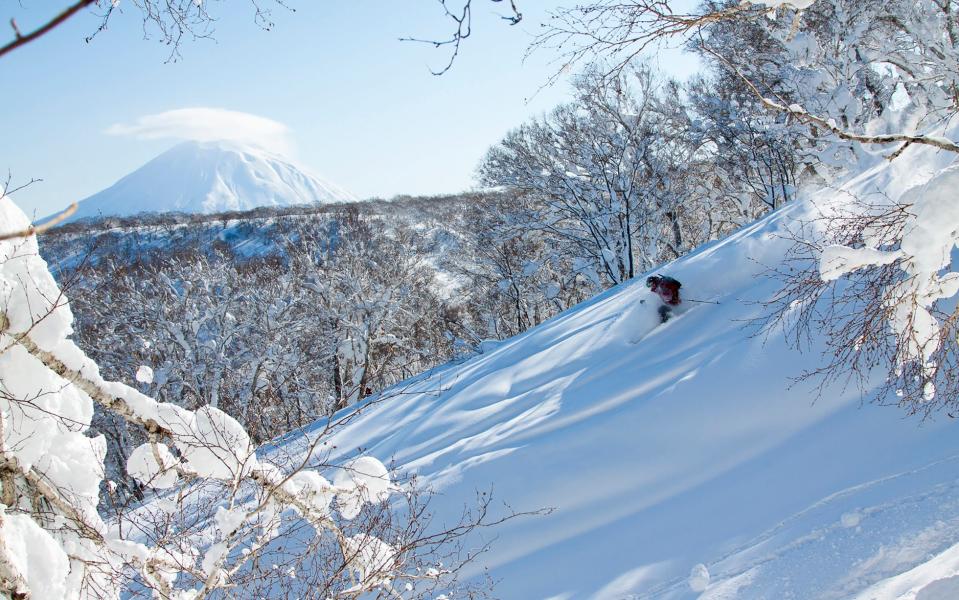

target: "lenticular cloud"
[106,107,293,155]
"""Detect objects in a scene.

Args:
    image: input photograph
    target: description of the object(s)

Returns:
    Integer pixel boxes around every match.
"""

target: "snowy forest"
[2,0,959,598]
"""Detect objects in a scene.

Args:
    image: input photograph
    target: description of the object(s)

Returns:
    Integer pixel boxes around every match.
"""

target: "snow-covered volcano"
[68,140,357,221]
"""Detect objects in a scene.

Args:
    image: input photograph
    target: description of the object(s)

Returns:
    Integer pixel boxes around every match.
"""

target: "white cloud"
[106,108,294,155]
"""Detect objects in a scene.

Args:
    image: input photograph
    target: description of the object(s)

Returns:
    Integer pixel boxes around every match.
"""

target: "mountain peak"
[67,140,357,222]
[166,138,284,159]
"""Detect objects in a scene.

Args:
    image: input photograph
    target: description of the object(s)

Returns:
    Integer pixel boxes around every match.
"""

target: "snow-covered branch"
[702,46,959,158]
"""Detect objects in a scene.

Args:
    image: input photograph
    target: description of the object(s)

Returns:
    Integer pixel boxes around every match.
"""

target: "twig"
[400,0,522,76]
[0,203,77,242]
[0,1,97,60]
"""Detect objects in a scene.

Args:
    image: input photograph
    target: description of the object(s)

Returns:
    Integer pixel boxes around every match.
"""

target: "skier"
[646,274,682,323]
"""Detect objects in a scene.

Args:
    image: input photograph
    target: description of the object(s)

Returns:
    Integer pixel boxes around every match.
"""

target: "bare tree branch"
[0,0,96,60]
[400,0,523,75]
[530,1,759,86]
[0,203,77,242]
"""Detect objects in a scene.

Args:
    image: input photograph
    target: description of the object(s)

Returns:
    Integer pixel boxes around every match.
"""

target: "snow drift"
[268,141,959,598]
[65,140,357,222]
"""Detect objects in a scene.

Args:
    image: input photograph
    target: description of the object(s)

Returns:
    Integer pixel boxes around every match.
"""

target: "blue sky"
[1,1,701,219]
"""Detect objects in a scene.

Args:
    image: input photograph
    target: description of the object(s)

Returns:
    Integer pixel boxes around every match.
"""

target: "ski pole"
[684,298,720,305]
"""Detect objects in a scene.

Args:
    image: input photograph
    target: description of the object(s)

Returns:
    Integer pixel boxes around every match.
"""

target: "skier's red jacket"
[647,275,681,306]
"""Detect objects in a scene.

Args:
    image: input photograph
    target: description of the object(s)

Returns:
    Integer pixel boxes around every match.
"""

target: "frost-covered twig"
[0,451,103,541]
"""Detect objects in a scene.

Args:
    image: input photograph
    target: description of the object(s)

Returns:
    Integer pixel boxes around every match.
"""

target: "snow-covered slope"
[272,142,959,598]
[67,140,357,221]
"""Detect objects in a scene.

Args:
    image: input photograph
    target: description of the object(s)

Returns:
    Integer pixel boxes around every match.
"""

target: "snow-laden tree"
[699,0,959,414]
[684,71,805,219]
[445,192,597,341]
[630,0,959,414]
[0,196,517,600]
[54,208,464,502]
[290,209,453,411]
[68,249,337,505]
[761,154,959,417]
[480,67,713,287]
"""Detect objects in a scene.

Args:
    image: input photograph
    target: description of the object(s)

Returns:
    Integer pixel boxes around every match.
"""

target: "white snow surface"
[0,509,71,598]
[127,442,179,489]
[65,140,357,221]
[268,139,959,598]
[135,365,154,384]
[688,564,710,593]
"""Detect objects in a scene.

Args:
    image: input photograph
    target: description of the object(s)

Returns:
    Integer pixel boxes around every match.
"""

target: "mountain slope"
[268,141,959,598]
[67,140,357,221]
